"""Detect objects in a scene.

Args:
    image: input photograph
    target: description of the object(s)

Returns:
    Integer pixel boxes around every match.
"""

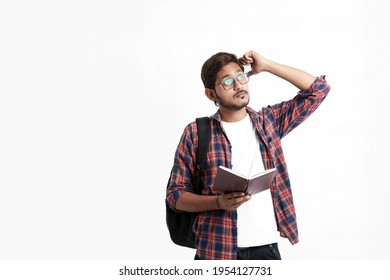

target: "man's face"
[213,62,250,111]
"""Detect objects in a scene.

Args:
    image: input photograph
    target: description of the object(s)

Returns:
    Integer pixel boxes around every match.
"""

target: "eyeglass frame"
[215,72,250,90]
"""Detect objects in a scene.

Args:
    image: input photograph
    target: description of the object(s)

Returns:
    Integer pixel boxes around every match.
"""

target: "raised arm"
[239,50,316,90]
[239,50,330,138]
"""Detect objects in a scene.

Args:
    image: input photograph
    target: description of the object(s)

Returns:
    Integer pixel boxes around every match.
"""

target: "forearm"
[262,59,316,91]
[176,191,252,212]
[176,192,219,212]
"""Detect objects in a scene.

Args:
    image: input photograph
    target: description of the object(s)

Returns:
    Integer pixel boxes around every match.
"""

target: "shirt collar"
[211,107,258,123]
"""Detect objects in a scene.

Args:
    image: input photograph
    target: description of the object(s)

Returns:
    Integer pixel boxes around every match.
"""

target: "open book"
[214,166,277,195]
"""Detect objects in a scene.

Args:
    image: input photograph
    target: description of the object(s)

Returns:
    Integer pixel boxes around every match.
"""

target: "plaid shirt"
[166,76,330,259]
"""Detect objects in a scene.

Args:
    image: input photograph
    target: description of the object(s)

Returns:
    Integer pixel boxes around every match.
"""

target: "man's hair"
[201,52,244,89]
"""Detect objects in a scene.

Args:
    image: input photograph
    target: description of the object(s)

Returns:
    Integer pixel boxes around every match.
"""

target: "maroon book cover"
[214,166,277,195]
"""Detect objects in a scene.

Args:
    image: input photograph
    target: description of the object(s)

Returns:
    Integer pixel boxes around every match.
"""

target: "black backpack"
[165,117,211,248]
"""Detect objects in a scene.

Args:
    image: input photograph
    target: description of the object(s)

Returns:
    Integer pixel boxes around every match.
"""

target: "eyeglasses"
[215,73,249,90]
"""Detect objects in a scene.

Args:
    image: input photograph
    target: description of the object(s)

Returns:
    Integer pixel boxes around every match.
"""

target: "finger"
[238,57,249,66]
[240,52,253,62]
[243,52,254,62]
[231,195,251,205]
[239,58,253,66]
[233,196,251,208]
[228,192,246,199]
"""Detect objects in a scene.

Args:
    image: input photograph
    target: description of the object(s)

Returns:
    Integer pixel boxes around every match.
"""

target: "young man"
[166,50,330,260]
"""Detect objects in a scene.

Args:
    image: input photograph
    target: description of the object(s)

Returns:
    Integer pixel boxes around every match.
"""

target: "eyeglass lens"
[222,73,248,89]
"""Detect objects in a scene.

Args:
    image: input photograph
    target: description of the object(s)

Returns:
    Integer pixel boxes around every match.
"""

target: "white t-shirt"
[221,114,278,247]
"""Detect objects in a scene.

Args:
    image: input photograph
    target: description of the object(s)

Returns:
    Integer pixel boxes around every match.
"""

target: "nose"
[233,78,242,90]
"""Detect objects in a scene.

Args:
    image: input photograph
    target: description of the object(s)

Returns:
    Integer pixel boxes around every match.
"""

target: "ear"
[205,88,216,102]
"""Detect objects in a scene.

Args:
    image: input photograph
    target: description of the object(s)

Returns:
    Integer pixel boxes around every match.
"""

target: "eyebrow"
[221,70,244,81]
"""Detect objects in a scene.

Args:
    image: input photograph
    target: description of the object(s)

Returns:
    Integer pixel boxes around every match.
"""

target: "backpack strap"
[193,117,211,195]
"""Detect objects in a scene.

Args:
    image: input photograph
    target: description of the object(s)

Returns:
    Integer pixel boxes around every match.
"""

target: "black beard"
[217,93,250,111]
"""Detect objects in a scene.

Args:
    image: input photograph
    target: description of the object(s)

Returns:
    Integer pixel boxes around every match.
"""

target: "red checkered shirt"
[166,76,330,259]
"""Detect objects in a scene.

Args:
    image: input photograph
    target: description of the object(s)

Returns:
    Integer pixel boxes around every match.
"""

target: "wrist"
[260,58,274,73]
[216,195,222,210]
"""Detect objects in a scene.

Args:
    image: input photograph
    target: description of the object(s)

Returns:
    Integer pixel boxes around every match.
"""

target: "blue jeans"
[194,243,282,260]
[237,243,282,260]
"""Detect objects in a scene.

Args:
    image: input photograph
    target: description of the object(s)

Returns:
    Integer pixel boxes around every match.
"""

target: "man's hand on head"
[239,50,269,77]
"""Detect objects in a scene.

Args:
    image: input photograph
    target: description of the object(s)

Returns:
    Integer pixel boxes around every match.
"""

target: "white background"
[1,0,389,260]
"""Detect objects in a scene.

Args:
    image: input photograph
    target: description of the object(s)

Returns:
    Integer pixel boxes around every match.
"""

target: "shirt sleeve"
[270,75,331,139]
[166,123,197,211]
